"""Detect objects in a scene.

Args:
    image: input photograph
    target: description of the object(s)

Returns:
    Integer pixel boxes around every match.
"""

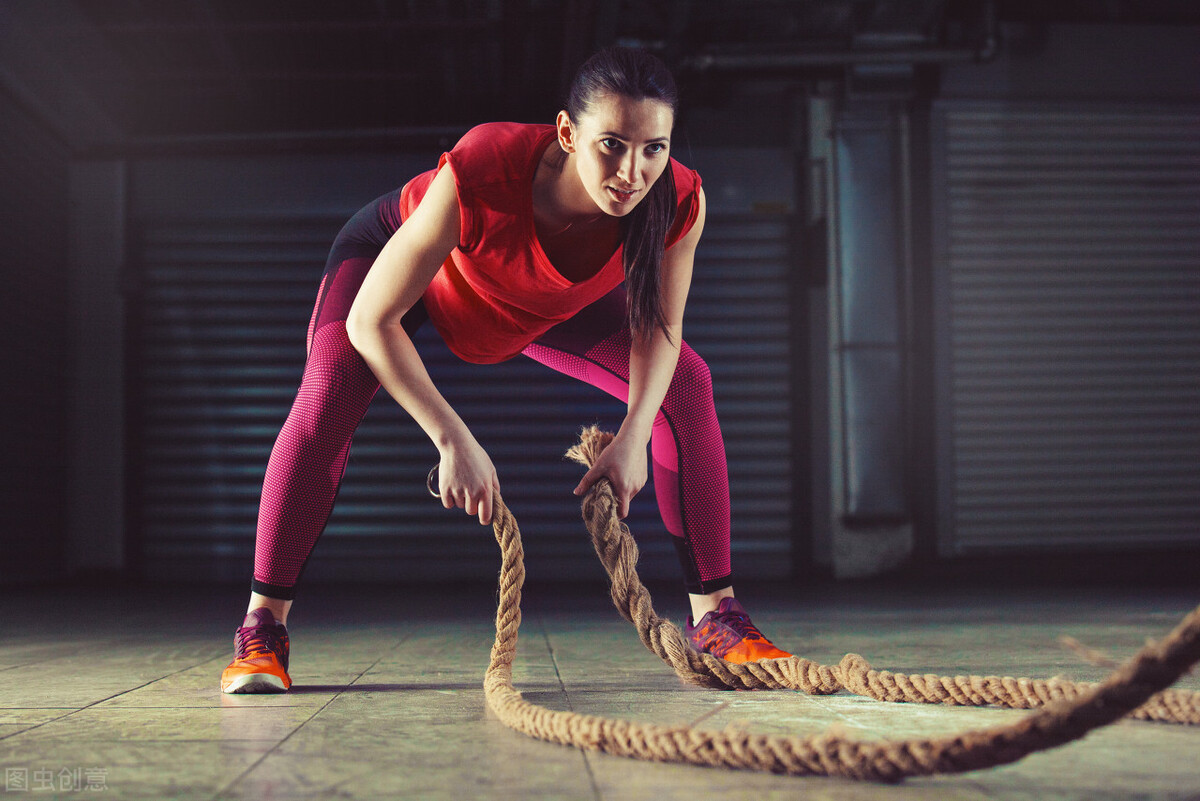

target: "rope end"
[565,426,616,468]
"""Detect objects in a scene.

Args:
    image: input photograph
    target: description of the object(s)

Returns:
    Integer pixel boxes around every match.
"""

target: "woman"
[221,47,791,694]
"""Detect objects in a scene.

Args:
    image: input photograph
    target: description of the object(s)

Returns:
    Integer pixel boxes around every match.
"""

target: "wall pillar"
[826,100,913,578]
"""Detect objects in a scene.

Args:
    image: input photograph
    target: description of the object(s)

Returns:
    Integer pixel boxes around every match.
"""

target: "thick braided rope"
[565,427,1200,725]
[482,428,1200,782]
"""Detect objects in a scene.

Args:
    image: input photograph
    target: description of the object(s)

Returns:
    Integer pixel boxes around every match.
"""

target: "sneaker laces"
[715,610,766,642]
[235,625,286,660]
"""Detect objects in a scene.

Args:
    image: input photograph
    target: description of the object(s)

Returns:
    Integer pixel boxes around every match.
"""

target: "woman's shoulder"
[669,156,701,196]
[444,122,555,189]
[666,157,703,246]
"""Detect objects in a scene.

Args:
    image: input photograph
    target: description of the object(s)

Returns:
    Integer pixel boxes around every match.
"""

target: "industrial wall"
[2,19,1197,587]
[0,90,71,583]
[115,146,797,588]
[927,24,1200,559]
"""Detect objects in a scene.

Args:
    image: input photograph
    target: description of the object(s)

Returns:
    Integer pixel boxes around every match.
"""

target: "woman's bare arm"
[574,187,708,516]
[346,166,500,525]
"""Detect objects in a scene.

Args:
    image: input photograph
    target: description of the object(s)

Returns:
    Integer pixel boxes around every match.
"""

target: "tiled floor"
[1,578,1197,800]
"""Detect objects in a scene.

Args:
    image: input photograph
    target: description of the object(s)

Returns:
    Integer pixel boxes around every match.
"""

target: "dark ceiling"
[3,0,1198,145]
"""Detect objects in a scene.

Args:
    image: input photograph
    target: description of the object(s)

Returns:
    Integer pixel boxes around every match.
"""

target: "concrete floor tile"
[0,641,229,709]
[0,739,274,800]
[0,724,42,739]
[0,583,1197,800]
[0,709,74,726]
[587,756,993,801]
[5,705,315,743]
[217,694,596,800]
[219,746,594,801]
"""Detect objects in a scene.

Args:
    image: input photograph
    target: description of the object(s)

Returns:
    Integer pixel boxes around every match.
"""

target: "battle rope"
[481,427,1200,782]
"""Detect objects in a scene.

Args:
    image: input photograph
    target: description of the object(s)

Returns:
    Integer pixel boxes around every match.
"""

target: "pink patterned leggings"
[251,252,733,599]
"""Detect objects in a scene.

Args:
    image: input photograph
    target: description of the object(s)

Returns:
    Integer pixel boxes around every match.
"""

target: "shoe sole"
[221,673,289,694]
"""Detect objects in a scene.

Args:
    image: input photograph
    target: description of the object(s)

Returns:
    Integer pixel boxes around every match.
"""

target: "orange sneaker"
[686,598,792,663]
[220,608,292,693]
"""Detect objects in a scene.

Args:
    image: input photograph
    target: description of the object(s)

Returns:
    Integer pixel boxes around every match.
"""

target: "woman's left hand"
[572,430,648,518]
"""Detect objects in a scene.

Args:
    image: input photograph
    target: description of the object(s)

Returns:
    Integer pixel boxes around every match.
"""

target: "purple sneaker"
[220,608,292,693]
[686,597,792,663]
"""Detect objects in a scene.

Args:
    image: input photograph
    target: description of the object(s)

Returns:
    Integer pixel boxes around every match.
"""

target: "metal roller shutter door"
[932,102,1200,554]
[131,207,795,584]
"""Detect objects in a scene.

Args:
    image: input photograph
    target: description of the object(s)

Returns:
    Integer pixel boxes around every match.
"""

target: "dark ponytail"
[566,47,679,344]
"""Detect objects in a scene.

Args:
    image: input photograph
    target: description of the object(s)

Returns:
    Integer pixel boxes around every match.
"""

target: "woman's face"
[558,92,674,217]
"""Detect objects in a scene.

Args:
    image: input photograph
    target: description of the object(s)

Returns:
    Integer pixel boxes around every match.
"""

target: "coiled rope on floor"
[483,427,1200,782]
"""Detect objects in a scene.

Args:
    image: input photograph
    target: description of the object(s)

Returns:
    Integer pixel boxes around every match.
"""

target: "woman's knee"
[288,324,378,442]
[669,344,714,398]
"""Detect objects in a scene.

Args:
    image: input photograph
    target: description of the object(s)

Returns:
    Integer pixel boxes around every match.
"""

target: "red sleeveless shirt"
[399,122,703,364]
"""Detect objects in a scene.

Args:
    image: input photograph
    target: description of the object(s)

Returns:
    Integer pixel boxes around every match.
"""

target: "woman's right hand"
[436,433,500,526]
